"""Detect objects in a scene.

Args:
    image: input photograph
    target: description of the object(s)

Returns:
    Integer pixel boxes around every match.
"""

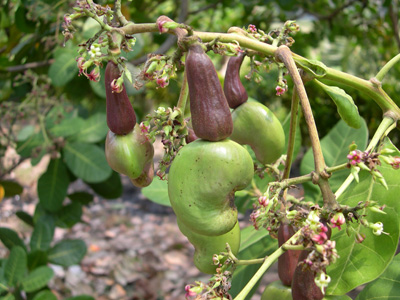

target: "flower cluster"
[184,269,233,300]
[140,56,177,89]
[142,107,189,180]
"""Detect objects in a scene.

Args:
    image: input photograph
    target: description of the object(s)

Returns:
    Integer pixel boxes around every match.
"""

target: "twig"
[7,60,55,73]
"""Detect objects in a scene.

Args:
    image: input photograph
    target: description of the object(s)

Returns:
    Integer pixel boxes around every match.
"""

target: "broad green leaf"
[49,117,85,137]
[37,159,70,212]
[0,228,26,251]
[30,216,55,252]
[0,181,23,198]
[27,250,48,271]
[48,52,78,87]
[72,113,108,143]
[356,254,400,300]
[15,132,44,158]
[0,293,15,300]
[327,150,400,295]
[296,57,327,78]
[300,118,368,203]
[327,207,399,295]
[68,192,94,205]
[230,226,278,299]
[21,266,54,293]
[4,246,27,286]
[315,80,361,129]
[15,211,34,227]
[65,296,95,300]
[142,178,171,206]
[15,6,36,33]
[16,125,35,141]
[48,239,87,267]
[87,171,122,199]
[32,290,57,300]
[63,142,112,183]
[55,202,82,228]
[45,106,75,128]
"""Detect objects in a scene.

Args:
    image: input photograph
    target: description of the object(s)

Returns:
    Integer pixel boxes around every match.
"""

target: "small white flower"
[306,210,320,225]
[89,45,101,58]
[370,222,384,236]
[155,106,166,114]
[314,272,331,294]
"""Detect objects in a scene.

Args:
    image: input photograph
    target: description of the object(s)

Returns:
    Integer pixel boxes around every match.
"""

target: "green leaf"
[16,125,35,141]
[87,171,122,199]
[15,211,34,227]
[0,181,23,198]
[72,113,108,143]
[15,132,45,158]
[15,7,36,33]
[21,266,54,293]
[65,296,95,300]
[300,118,368,203]
[296,57,327,78]
[230,227,278,299]
[326,152,400,295]
[27,250,48,271]
[32,290,58,300]
[315,80,361,129]
[55,202,82,228]
[0,228,26,251]
[45,106,75,128]
[48,52,78,87]
[63,142,112,183]
[49,117,85,138]
[0,293,15,300]
[37,159,70,212]
[4,246,27,286]
[356,254,400,300]
[48,239,87,267]
[142,178,171,206]
[68,192,94,205]
[30,216,55,252]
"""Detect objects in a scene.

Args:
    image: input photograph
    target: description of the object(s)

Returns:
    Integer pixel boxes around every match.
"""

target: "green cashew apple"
[105,125,154,187]
[168,139,254,236]
[231,101,285,165]
[177,219,240,274]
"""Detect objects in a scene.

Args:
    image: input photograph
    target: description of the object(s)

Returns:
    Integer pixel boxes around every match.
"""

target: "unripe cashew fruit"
[224,52,248,109]
[168,139,254,236]
[105,61,136,135]
[278,222,301,286]
[177,219,240,274]
[105,125,154,187]
[186,43,233,142]
[231,101,285,165]
[292,222,332,300]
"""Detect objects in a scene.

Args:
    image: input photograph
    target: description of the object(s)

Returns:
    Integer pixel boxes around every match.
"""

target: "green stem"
[114,0,129,26]
[235,258,266,265]
[282,88,300,180]
[282,244,304,251]
[335,116,396,199]
[118,22,400,118]
[366,116,396,152]
[234,230,300,300]
[281,173,312,188]
[326,163,348,174]
[176,70,189,113]
[375,53,400,82]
